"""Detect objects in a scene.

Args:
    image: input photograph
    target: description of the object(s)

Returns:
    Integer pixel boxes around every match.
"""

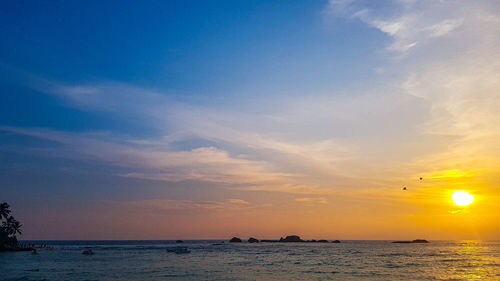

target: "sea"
[1,240,499,280]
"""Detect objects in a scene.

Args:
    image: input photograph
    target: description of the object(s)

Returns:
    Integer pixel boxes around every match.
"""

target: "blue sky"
[1,0,500,240]
[1,0,387,133]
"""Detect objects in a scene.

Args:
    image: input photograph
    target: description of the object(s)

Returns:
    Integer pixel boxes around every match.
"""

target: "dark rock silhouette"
[412,239,429,243]
[248,237,259,243]
[392,239,429,244]
[257,236,339,243]
[176,240,184,243]
[229,237,242,243]
[279,235,304,242]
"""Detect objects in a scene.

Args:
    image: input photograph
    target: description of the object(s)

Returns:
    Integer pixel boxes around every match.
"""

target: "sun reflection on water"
[445,240,497,280]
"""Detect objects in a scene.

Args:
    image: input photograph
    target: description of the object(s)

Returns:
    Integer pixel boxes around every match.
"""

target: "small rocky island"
[229,237,242,243]
[392,239,429,244]
[229,235,340,243]
[248,237,259,243]
[280,235,303,242]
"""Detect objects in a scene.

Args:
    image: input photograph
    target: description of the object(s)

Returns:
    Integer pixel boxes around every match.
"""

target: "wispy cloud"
[325,0,500,176]
[228,199,250,205]
[4,72,433,195]
[127,198,256,213]
[130,199,226,212]
[327,0,467,53]
[0,126,295,189]
[295,197,329,205]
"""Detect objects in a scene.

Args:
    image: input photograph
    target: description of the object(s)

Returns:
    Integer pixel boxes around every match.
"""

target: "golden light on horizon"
[452,190,475,207]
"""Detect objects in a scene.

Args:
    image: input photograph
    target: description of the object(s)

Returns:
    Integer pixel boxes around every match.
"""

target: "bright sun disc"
[452,190,474,206]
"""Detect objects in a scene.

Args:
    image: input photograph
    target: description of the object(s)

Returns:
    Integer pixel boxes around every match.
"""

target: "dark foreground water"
[1,240,500,280]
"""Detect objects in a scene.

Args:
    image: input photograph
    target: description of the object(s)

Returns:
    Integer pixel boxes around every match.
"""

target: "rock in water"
[229,237,242,243]
[392,239,429,244]
[280,235,304,242]
[175,240,184,243]
[412,239,429,243]
[248,237,259,243]
[331,240,341,243]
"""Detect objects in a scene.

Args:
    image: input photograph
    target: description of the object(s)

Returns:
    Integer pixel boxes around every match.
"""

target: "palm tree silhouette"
[0,202,23,251]
[3,216,22,236]
[0,202,11,220]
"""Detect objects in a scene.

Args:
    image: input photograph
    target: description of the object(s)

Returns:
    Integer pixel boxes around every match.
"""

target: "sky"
[1,0,500,240]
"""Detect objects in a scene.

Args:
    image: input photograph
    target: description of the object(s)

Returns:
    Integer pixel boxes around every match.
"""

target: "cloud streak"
[295,197,329,205]
[328,0,469,53]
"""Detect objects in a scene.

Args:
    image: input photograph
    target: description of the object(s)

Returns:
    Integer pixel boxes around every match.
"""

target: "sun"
[452,190,474,206]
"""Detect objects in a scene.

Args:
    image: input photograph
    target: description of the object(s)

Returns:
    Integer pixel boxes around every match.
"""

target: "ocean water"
[1,240,500,280]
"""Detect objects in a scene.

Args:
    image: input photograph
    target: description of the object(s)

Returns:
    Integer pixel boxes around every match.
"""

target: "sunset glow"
[452,191,475,207]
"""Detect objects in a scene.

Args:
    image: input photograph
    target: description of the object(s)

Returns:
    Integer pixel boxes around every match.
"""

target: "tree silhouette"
[0,202,23,251]
[3,216,22,236]
[0,202,11,220]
